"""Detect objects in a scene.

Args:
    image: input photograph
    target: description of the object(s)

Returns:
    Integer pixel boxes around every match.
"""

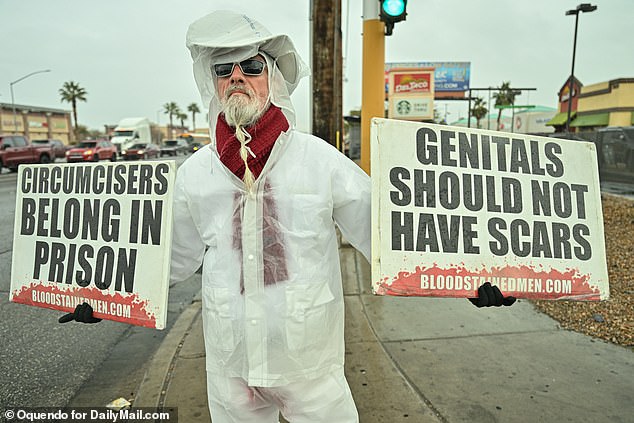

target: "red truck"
[0,134,55,172]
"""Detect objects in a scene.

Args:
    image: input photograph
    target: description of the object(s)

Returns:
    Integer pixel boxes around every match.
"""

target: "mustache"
[224,84,253,100]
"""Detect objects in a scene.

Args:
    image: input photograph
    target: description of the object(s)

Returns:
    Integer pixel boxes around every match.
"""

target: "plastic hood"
[186,10,310,139]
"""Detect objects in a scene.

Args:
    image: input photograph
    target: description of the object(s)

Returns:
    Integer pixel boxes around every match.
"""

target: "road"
[0,156,200,409]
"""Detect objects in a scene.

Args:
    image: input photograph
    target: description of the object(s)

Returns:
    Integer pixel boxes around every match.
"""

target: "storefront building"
[576,78,634,130]
[0,102,72,144]
[545,77,582,131]
[547,77,634,132]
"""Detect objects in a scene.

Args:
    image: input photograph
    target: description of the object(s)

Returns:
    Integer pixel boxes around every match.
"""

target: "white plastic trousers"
[206,368,359,422]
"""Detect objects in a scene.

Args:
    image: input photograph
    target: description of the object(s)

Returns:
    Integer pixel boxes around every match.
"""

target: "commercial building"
[0,102,72,144]
[512,106,557,134]
[547,77,634,132]
[450,112,513,132]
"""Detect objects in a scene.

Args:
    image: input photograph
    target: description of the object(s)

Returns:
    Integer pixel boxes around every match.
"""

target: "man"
[171,11,369,421]
[62,10,514,422]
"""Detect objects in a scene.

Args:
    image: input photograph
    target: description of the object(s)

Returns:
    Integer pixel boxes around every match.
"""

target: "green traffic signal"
[379,0,407,35]
[382,0,406,16]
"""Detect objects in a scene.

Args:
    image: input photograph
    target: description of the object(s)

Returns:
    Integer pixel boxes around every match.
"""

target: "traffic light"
[379,0,407,36]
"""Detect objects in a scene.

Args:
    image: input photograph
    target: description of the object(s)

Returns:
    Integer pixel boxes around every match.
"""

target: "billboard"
[10,162,176,329]
[386,62,471,92]
[371,119,609,300]
[387,68,435,121]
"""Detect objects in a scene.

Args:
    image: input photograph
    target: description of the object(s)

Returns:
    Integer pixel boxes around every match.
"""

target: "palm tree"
[59,81,87,140]
[163,102,180,137]
[493,81,519,131]
[187,103,200,130]
[471,97,488,129]
[177,111,188,130]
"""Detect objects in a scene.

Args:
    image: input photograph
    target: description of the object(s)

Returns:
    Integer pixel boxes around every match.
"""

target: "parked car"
[31,138,67,159]
[160,139,188,156]
[189,142,204,153]
[66,140,117,163]
[121,142,161,160]
[0,134,54,172]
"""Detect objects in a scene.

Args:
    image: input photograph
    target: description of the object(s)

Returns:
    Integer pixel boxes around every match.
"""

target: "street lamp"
[564,3,597,133]
[10,69,52,134]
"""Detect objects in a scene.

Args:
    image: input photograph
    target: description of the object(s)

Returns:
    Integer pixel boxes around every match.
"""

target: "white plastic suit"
[171,10,371,421]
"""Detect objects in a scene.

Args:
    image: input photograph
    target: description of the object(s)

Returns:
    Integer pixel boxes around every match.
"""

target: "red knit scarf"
[215,105,289,180]
[217,105,290,292]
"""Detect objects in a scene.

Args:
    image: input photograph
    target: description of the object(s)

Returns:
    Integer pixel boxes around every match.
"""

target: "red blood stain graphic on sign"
[376,263,599,301]
[11,282,157,328]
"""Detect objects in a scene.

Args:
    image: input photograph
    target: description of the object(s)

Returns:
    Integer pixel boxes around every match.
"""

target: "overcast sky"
[1,0,631,133]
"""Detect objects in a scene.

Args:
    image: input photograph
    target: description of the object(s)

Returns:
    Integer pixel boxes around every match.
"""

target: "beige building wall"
[0,110,25,133]
[608,111,632,126]
[578,78,634,127]
[0,103,72,144]
[578,81,612,111]
[49,116,72,144]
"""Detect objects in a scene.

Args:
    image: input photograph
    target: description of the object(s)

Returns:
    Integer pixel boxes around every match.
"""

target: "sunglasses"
[213,59,266,77]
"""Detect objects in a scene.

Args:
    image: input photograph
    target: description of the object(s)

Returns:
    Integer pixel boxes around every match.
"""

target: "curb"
[133,299,202,408]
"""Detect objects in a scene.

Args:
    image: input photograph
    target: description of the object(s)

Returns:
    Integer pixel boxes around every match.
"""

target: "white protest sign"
[10,161,175,329]
[371,118,609,300]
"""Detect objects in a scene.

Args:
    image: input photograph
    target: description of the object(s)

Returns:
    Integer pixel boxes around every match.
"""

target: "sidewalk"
[134,245,634,422]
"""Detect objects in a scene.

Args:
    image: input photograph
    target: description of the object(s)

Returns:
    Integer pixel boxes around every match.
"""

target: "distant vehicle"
[31,138,67,159]
[110,117,153,153]
[177,132,211,146]
[595,127,634,181]
[547,133,586,142]
[121,142,161,160]
[0,134,54,172]
[66,140,117,163]
[160,139,188,156]
[189,142,204,154]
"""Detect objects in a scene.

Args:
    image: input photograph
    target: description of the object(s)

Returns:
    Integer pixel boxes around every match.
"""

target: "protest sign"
[9,161,175,329]
[371,118,609,300]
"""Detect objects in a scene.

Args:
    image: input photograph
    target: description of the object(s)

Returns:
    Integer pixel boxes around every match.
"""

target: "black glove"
[58,302,102,323]
[469,282,516,307]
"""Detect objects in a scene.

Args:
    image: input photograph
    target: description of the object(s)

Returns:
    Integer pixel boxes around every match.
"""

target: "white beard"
[221,86,268,128]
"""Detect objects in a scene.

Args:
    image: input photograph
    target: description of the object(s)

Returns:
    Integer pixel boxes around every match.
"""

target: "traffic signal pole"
[360,0,385,174]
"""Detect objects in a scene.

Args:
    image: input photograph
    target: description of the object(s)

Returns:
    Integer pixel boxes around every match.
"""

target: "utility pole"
[360,0,385,174]
[311,0,343,149]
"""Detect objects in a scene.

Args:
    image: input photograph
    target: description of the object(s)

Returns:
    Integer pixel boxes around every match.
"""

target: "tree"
[163,102,180,137]
[187,103,201,130]
[59,81,87,140]
[177,111,188,130]
[75,125,104,142]
[492,81,519,131]
[472,97,488,129]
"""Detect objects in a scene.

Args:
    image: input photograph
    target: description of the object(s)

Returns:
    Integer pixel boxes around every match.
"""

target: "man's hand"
[58,302,102,323]
[469,282,516,307]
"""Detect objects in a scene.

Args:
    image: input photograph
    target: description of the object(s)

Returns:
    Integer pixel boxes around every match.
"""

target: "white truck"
[110,117,153,152]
